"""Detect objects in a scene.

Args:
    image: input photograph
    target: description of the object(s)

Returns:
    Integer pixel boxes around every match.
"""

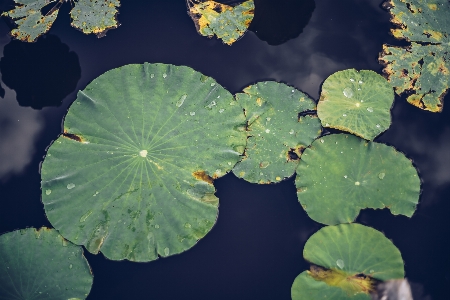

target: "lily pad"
[70,0,121,37]
[296,134,420,225]
[380,0,450,112]
[233,82,321,183]
[1,0,61,42]
[0,227,93,300]
[317,69,394,140]
[2,0,121,42]
[291,223,405,300]
[41,63,247,262]
[187,0,255,45]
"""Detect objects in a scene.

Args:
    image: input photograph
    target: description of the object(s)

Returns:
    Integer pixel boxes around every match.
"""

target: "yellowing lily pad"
[291,224,405,300]
[187,0,255,45]
[380,0,450,112]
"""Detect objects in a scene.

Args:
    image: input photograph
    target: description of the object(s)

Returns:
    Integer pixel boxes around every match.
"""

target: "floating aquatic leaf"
[296,134,420,225]
[2,0,121,42]
[187,0,254,45]
[380,0,450,112]
[291,224,405,300]
[41,63,247,262]
[317,69,394,140]
[70,0,121,37]
[1,0,61,42]
[0,227,93,300]
[233,82,321,183]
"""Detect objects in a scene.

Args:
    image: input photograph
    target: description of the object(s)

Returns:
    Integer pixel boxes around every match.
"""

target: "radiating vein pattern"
[0,228,92,300]
[41,63,247,262]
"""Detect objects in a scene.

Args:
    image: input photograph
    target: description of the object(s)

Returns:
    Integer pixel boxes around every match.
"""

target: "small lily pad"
[317,69,394,140]
[291,223,405,300]
[1,0,61,42]
[0,227,93,300]
[188,0,255,45]
[41,63,247,261]
[233,82,321,183]
[380,0,450,112]
[296,134,420,225]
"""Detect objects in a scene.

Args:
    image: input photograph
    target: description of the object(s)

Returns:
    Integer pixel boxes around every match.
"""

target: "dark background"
[0,0,449,299]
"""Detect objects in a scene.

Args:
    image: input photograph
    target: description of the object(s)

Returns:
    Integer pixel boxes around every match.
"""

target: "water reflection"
[0,35,81,109]
[0,85,43,182]
[249,0,315,45]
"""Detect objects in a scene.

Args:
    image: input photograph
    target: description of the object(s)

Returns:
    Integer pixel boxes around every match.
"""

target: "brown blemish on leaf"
[63,130,86,143]
[193,170,214,184]
[428,4,438,10]
[256,97,263,106]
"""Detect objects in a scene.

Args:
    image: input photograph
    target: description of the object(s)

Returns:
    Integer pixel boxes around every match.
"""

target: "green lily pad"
[233,82,321,183]
[379,0,450,112]
[41,63,247,262]
[70,0,120,37]
[188,0,255,45]
[317,69,394,140]
[291,223,405,300]
[296,134,420,225]
[0,227,93,300]
[1,0,61,42]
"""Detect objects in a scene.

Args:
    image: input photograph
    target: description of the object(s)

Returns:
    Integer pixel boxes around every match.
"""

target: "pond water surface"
[0,0,449,299]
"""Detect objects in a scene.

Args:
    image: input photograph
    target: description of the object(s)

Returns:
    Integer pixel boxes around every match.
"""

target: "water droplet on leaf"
[343,87,354,98]
[67,183,75,190]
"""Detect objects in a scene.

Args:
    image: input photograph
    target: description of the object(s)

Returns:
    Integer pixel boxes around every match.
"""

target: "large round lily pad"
[41,63,247,262]
[296,134,420,225]
[317,69,394,140]
[0,227,93,300]
[233,82,322,183]
[291,224,404,300]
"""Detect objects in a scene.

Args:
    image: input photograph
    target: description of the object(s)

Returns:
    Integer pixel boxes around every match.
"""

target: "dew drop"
[150,74,154,78]
[227,162,232,165]
[162,73,167,78]
[289,129,294,134]
[67,183,75,190]
[276,176,281,181]
[355,103,360,107]
[291,89,295,92]
[190,112,196,116]
[219,109,224,113]
[358,80,363,84]
[320,139,324,143]
[210,82,216,87]
[350,78,355,82]
[69,264,73,269]
[176,94,187,107]
[206,101,216,109]
[367,107,374,112]
[355,181,360,186]
[376,124,381,128]
[343,114,347,117]
[360,100,364,102]
[139,150,148,157]
[370,270,374,273]
[265,129,270,133]
[336,259,345,269]
[325,123,330,126]
[164,247,170,256]
[343,87,354,98]
[45,189,52,195]
[344,175,347,178]
[184,223,191,228]
[154,224,160,229]
[378,172,385,179]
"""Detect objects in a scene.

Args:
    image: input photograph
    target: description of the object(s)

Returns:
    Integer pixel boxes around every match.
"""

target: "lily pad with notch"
[317,69,394,141]
[291,223,405,300]
[233,82,321,184]
[0,227,93,300]
[187,0,255,45]
[379,0,450,112]
[41,63,247,262]
[296,134,420,225]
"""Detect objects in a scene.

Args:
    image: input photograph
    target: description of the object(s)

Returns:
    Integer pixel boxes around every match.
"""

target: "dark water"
[0,0,449,299]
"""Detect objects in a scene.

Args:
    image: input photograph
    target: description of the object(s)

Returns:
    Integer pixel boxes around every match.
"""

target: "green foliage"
[317,69,394,141]
[2,0,121,42]
[41,63,246,262]
[0,227,93,300]
[296,134,420,225]
[380,0,450,112]
[291,224,404,300]
[188,0,255,45]
[233,82,321,183]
